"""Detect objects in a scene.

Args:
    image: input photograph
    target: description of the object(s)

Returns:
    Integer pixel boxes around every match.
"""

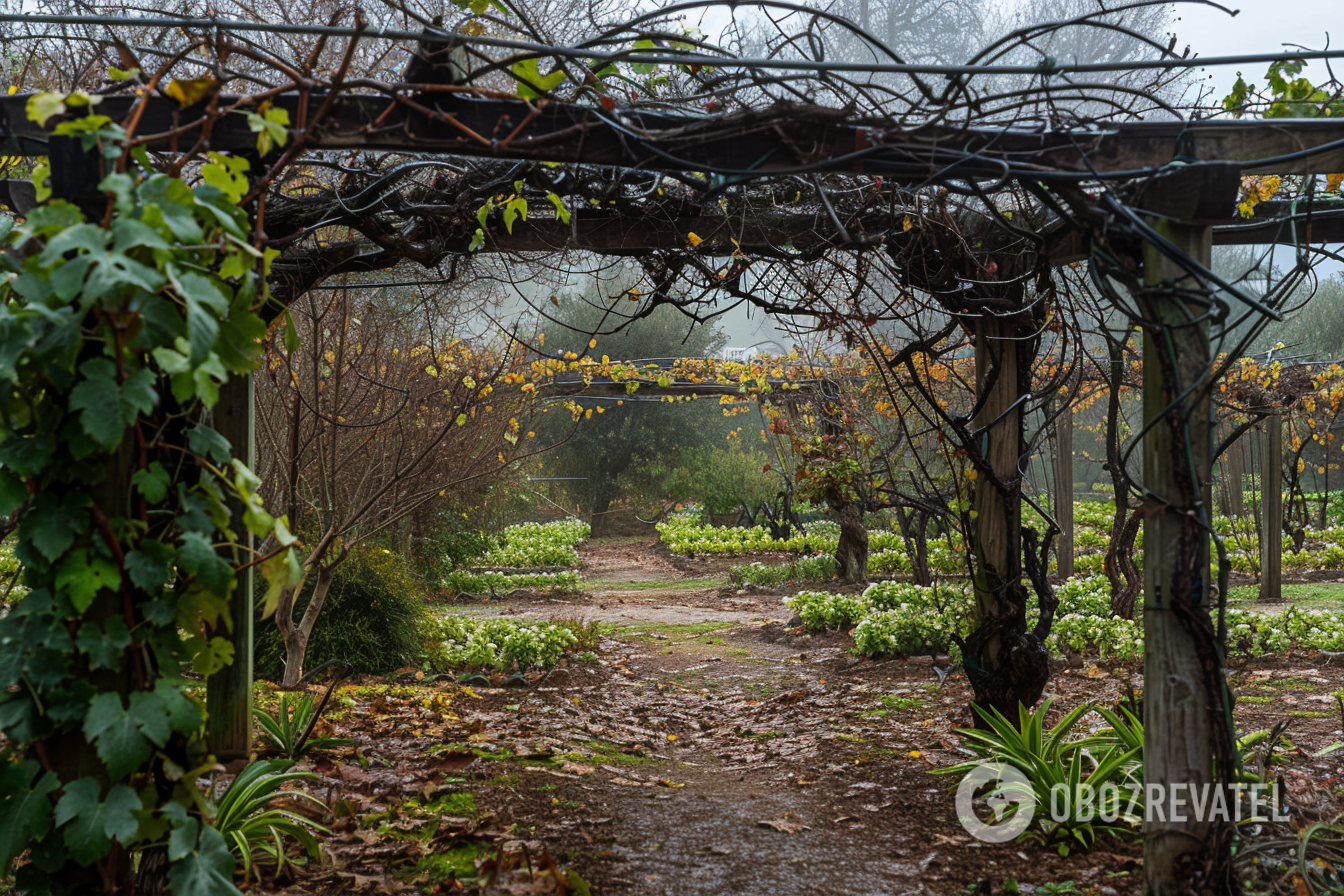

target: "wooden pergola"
[5,84,1338,893]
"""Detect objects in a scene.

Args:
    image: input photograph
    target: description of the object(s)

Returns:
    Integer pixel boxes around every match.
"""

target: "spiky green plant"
[254,692,351,759]
[936,700,1142,856]
[212,759,328,882]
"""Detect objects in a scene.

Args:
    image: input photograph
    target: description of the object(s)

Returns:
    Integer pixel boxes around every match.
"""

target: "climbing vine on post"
[0,99,299,893]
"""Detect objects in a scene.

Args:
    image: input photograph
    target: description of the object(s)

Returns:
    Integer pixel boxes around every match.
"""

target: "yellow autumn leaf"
[687,231,703,247]
[163,76,217,108]
[1329,173,1344,193]
[902,216,913,232]
[1257,175,1282,201]
[588,338,597,349]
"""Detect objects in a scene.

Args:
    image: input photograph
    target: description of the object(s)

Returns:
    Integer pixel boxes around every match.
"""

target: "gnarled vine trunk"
[834,499,869,584]
[1101,331,1143,618]
[961,314,1055,718]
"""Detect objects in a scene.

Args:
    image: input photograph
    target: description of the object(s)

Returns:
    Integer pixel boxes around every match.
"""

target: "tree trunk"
[280,564,336,689]
[835,500,869,583]
[962,314,1051,718]
[1261,414,1283,602]
[1054,406,1074,579]
[1139,220,1235,896]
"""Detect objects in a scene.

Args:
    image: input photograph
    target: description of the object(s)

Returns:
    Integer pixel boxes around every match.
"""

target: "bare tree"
[256,284,544,687]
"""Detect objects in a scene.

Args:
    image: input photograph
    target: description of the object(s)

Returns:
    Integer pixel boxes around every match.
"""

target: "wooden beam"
[1140,219,1221,894]
[206,374,255,760]
[6,93,1344,176]
[1261,414,1283,602]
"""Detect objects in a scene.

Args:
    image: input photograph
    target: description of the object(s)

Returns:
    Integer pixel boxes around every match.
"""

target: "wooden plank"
[1054,408,1074,579]
[5,92,1344,176]
[1261,414,1283,602]
[206,374,255,760]
[1141,219,1217,895]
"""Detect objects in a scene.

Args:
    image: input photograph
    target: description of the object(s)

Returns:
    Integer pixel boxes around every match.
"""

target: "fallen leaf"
[757,818,810,833]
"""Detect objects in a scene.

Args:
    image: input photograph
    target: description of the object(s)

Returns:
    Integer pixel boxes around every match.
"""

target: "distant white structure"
[721,342,786,362]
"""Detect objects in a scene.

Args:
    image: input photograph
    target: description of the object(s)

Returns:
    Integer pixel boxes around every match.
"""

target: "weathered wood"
[1261,414,1284,603]
[1224,434,1247,518]
[206,374,255,760]
[1054,407,1074,579]
[6,93,1344,176]
[1141,220,1221,895]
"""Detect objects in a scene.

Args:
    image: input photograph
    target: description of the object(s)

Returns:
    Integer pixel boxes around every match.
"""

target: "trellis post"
[1261,413,1283,602]
[1223,433,1247,518]
[1054,404,1074,579]
[206,373,255,759]
[1140,219,1228,894]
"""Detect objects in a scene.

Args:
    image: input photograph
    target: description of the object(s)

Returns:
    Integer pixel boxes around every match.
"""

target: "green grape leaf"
[127,691,172,748]
[200,152,249,204]
[0,469,28,517]
[167,824,240,896]
[56,548,123,615]
[177,532,232,597]
[132,462,171,504]
[82,694,152,780]
[509,58,566,99]
[187,424,232,466]
[546,192,571,224]
[0,759,58,870]
[283,311,301,354]
[75,617,131,671]
[25,92,65,126]
[69,360,126,448]
[125,539,174,593]
[245,104,290,157]
[54,779,141,865]
[154,679,203,733]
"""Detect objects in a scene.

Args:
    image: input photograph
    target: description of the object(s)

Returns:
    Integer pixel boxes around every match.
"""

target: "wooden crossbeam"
[4,92,1344,177]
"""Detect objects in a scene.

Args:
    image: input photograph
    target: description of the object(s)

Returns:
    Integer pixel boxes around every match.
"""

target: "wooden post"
[1141,221,1223,895]
[1054,405,1074,579]
[207,374,255,759]
[1261,414,1283,602]
[1226,433,1246,518]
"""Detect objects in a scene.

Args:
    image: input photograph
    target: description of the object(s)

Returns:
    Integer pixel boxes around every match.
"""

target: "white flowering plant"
[477,519,590,568]
[425,615,579,671]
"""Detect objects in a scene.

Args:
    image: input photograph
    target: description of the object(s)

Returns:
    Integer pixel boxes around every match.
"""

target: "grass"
[616,621,734,641]
[558,739,656,766]
[415,842,490,883]
[1261,677,1318,692]
[1227,582,1344,606]
[1238,695,1275,704]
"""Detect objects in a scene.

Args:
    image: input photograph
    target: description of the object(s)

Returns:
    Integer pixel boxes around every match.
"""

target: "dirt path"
[302,540,1344,896]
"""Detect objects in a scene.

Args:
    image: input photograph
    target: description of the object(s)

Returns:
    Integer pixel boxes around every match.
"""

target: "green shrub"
[424,615,579,671]
[415,512,494,582]
[255,547,428,680]
[477,519,589,568]
[853,608,962,658]
[784,590,867,630]
[731,555,836,586]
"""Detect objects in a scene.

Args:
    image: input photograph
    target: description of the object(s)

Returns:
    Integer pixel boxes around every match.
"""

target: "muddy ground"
[268,538,1344,896]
